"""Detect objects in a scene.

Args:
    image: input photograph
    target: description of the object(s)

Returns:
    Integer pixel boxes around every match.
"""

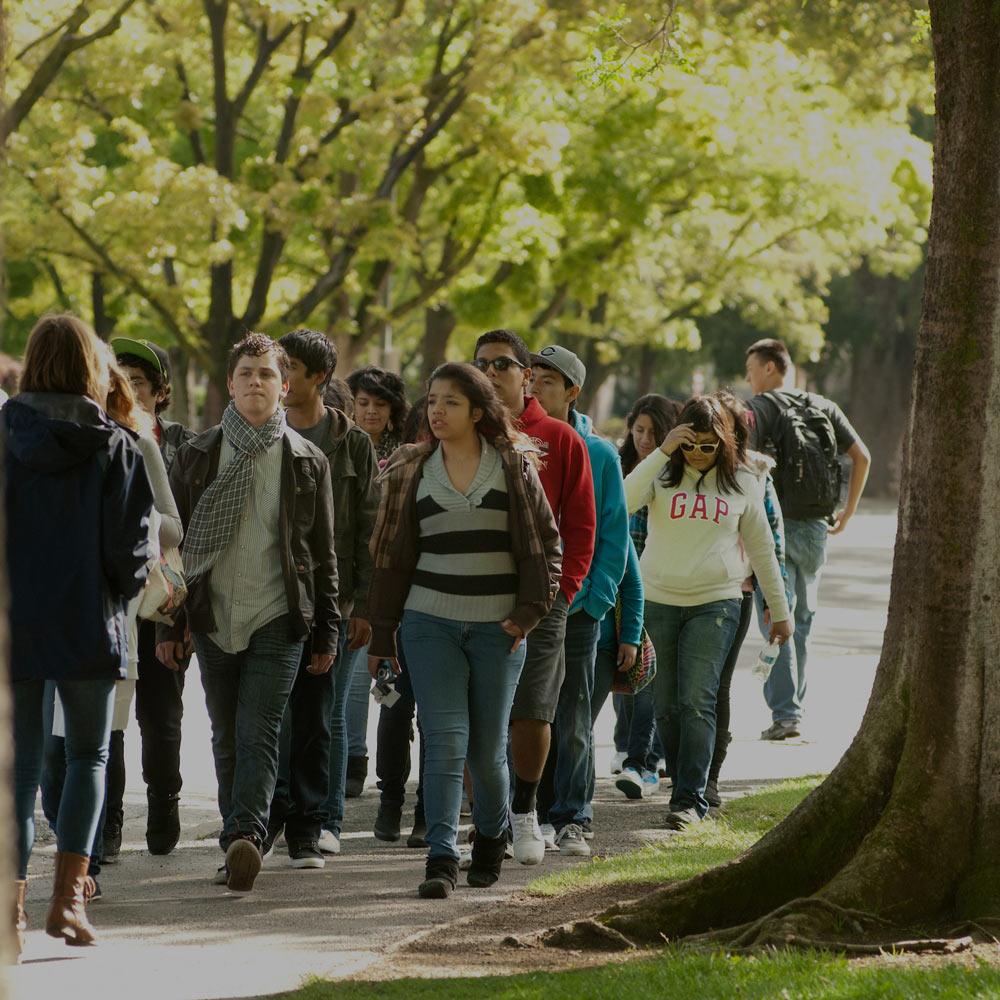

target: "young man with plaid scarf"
[158,334,339,894]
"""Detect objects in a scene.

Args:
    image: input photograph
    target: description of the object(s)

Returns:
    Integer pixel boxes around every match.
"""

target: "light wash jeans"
[401,610,525,862]
[644,598,741,818]
[761,517,830,722]
[13,677,115,877]
[345,645,371,758]
[322,625,365,838]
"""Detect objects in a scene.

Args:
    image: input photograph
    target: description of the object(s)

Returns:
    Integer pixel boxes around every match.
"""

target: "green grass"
[527,775,823,897]
[275,778,1000,999]
[285,954,1000,1000]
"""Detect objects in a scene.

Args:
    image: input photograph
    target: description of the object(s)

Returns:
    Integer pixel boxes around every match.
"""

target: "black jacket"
[163,423,340,655]
[157,416,194,472]
[4,393,154,681]
[306,407,377,620]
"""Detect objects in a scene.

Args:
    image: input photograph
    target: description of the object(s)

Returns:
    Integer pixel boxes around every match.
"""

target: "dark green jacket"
[306,406,378,620]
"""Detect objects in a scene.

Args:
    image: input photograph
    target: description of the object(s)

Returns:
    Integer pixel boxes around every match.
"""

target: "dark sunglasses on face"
[472,357,527,373]
[681,441,720,454]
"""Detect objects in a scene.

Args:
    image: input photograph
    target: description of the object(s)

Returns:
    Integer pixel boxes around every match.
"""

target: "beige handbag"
[137,547,188,624]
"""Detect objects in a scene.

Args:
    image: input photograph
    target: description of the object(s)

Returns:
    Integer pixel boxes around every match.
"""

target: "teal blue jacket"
[568,411,628,623]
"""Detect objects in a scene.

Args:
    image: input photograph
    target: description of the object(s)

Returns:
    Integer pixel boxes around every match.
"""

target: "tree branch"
[2,0,138,141]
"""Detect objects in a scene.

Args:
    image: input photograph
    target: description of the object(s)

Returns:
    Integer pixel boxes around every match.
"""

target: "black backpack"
[762,391,842,521]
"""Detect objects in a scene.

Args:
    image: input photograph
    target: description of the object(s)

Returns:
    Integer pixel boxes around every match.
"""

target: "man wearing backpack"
[745,339,871,739]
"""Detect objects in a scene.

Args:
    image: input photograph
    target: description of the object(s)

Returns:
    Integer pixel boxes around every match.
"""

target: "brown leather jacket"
[367,437,562,659]
[161,424,340,655]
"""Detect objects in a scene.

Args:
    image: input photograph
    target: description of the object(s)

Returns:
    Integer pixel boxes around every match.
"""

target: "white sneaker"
[458,845,473,871]
[510,811,545,865]
[640,769,660,795]
[554,823,591,857]
[317,830,341,855]
[610,750,626,775]
[539,822,558,852]
[615,767,644,800]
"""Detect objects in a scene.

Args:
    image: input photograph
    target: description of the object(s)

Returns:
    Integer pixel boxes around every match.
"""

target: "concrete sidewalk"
[8,500,895,1000]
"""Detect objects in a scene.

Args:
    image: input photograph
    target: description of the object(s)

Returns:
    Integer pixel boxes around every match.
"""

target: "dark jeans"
[544,610,600,831]
[135,619,186,797]
[645,599,741,818]
[193,615,304,849]
[14,677,115,878]
[269,641,335,844]
[375,645,425,815]
[613,690,662,768]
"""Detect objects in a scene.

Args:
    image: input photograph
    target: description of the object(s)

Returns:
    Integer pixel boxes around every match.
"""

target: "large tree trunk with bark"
[547,0,1000,952]
[420,304,456,384]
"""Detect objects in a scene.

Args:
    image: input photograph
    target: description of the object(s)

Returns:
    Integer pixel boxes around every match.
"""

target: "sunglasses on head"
[472,357,526,373]
[681,441,719,454]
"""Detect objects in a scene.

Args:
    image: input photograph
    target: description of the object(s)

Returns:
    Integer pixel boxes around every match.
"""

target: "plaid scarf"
[182,402,285,578]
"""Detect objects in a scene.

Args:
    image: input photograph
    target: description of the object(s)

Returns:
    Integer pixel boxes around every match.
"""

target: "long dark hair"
[713,389,749,464]
[619,393,682,475]
[662,395,743,495]
[426,362,525,448]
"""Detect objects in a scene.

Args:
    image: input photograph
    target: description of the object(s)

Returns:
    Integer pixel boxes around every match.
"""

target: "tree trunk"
[635,344,655,397]
[420,304,456,384]
[548,0,1000,951]
[167,345,193,427]
[91,272,116,338]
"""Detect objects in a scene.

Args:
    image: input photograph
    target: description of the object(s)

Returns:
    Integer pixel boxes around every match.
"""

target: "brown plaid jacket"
[367,438,562,659]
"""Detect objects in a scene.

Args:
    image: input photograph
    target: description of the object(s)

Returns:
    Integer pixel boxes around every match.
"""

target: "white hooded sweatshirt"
[624,449,790,620]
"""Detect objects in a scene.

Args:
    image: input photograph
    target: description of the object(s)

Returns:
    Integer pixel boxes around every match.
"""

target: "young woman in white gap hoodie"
[624,395,792,829]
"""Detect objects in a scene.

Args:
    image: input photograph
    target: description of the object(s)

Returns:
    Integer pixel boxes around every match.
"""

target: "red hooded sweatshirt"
[517,395,596,603]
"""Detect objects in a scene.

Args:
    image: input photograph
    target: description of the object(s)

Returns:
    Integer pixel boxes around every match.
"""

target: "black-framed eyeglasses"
[680,441,719,454]
[471,357,527,374]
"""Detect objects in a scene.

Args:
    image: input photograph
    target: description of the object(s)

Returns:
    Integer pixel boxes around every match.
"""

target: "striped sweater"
[404,440,517,621]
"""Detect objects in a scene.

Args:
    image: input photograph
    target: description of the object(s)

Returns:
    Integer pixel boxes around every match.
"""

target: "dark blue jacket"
[4,393,154,682]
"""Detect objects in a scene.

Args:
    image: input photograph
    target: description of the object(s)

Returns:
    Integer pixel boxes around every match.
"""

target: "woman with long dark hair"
[609,395,680,797]
[5,314,153,954]
[624,395,792,829]
[366,363,561,898]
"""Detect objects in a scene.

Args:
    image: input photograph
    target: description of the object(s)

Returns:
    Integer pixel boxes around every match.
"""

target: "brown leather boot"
[13,879,26,963]
[45,852,96,946]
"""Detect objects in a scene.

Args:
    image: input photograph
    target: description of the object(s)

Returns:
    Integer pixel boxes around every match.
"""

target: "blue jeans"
[547,610,600,831]
[762,518,829,722]
[644,598,741,818]
[13,677,115,878]
[322,628,366,838]
[613,691,662,765]
[193,615,304,849]
[345,644,370,758]
[401,611,525,862]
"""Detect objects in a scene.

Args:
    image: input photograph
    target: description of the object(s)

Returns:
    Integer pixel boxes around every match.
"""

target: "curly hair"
[227,332,289,379]
[346,364,409,432]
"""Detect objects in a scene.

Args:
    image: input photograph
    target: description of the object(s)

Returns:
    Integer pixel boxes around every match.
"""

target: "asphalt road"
[9,500,896,1000]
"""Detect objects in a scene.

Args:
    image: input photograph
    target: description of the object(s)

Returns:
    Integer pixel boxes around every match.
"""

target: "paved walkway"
[10,501,896,1000]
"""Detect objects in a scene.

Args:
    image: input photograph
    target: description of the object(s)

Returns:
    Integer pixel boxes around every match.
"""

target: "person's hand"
[616,643,638,671]
[501,618,525,652]
[660,423,696,456]
[769,618,794,645]
[348,617,372,651]
[828,511,852,536]
[368,654,399,679]
[308,652,335,675]
[156,641,186,671]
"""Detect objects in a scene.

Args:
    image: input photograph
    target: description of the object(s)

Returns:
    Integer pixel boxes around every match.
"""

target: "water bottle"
[752,641,781,682]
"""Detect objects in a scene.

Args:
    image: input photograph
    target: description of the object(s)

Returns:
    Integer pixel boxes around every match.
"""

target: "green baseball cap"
[110,337,171,381]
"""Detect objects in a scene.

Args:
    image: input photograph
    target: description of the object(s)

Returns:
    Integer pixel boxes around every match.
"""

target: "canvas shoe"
[615,767,644,800]
[510,811,545,865]
[761,720,801,741]
[554,823,591,857]
[640,770,660,795]
[288,841,325,869]
[539,822,558,851]
[317,829,341,855]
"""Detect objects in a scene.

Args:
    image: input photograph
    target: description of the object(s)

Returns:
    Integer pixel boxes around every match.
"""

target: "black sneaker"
[102,824,122,863]
[146,792,181,855]
[374,803,402,842]
[225,837,262,893]
[705,780,722,809]
[288,841,325,869]
[664,807,702,831]
[345,755,368,798]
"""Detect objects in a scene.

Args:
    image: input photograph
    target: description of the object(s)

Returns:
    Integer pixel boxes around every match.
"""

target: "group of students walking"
[4,314,869,956]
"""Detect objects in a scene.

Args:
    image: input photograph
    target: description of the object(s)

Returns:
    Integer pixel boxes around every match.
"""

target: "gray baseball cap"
[530,345,587,388]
